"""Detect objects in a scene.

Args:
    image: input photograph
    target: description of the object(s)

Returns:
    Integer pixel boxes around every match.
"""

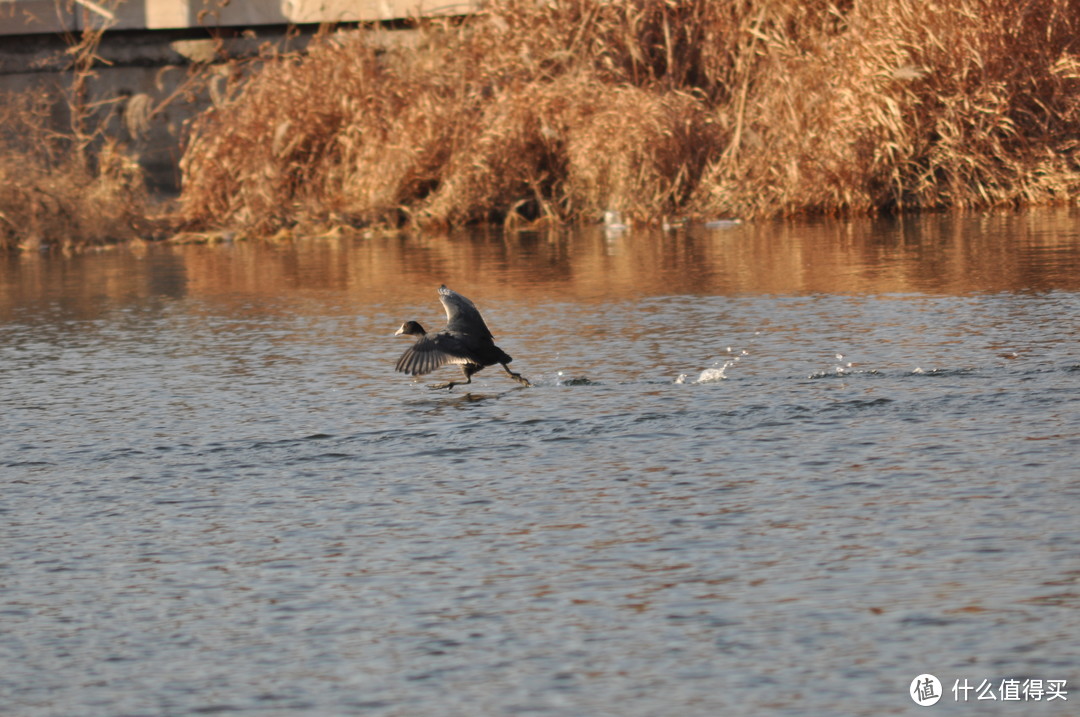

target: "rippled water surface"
[2,211,1079,715]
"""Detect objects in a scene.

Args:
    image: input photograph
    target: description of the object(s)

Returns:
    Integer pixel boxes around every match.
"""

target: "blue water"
[2,213,1079,715]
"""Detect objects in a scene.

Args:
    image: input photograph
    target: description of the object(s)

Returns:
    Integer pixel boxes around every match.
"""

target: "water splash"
[833,353,854,376]
[556,371,598,386]
[696,367,728,383]
[675,354,738,384]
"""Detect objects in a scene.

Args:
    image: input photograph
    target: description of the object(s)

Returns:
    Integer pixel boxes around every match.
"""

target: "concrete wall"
[0,0,477,33]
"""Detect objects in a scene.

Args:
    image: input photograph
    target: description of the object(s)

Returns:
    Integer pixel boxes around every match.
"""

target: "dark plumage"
[395,285,531,390]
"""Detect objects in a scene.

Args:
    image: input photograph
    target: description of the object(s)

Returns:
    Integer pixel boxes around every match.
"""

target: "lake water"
[2,210,1078,716]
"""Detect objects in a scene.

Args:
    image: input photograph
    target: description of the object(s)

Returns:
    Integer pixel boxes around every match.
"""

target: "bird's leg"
[501,363,531,387]
[429,364,477,391]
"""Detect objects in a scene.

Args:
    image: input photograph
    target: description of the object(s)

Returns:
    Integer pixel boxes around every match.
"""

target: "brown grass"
[694,0,1080,218]
[10,0,1080,247]
[176,1,750,232]
[0,4,153,253]
[178,0,1080,234]
[0,90,149,252]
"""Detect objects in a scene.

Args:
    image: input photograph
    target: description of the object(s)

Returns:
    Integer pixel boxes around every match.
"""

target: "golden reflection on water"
[2,209,1080,318]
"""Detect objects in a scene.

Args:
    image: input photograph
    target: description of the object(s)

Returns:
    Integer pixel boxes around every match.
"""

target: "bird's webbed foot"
[427,380,457,390]
[501,363,532,387]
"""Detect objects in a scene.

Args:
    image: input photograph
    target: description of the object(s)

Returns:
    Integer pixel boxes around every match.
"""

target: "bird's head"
[395,320,426,337]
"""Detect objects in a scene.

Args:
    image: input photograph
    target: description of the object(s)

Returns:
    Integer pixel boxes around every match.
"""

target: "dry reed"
[0,90,149,252]
[694,0,1080,218]
[12,0,1079,243]
[177,0,742,231]
[0,2,153,253]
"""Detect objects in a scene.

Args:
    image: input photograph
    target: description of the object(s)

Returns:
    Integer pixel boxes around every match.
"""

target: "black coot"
[395,285,531,390]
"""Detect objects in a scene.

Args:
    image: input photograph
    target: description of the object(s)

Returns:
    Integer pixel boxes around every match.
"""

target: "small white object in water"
[661,216,687,232]
[704,218,743,229]
[912,367,924,374]
[603,210,629,231]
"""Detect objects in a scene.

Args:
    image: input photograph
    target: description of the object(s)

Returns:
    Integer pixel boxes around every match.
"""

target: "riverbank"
[5,0,1080,251]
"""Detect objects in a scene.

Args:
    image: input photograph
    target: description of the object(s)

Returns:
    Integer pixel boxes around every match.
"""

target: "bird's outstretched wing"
[395,334,469,376]
[438,285,493,339]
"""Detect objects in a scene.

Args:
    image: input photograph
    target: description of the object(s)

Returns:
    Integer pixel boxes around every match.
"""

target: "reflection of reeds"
[178,0,1080,235]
